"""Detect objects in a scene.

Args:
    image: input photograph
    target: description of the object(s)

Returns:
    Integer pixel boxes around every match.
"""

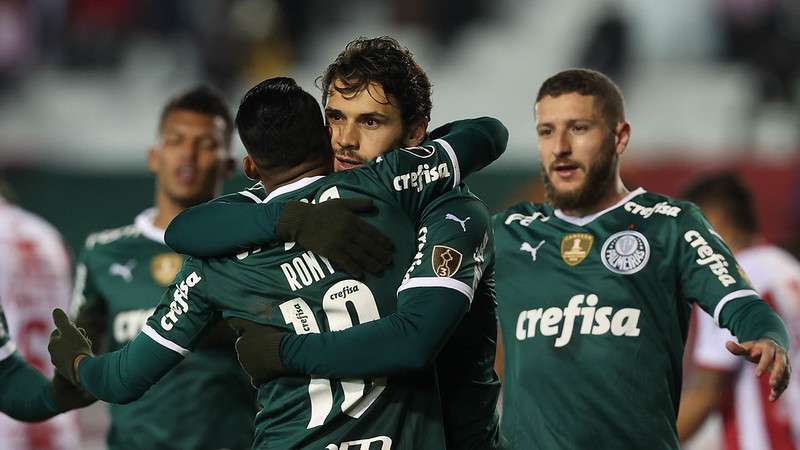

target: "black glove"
[228,318,289,387]
[276,199,394,278]
[48,308,93,386]
[48,372,96,412]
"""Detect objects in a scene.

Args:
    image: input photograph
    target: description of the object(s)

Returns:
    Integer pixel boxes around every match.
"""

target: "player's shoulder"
[229,182,268,203]
[492,201,551,227]
[424,185,489,218]
[737,245,800,286]
[83,209,161,253]
[0,201,64,243]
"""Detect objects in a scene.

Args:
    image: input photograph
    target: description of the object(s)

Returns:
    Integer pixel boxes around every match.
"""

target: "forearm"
[430,117,508,175]
[677,370,729,442]
[281,288,467,378]
[0,354,60,421]
[720,297,790,349]
[165,202,283,257]
[78,332,182,403]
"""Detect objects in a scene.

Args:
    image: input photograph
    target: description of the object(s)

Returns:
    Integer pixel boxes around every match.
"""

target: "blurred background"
[0,0,799,448]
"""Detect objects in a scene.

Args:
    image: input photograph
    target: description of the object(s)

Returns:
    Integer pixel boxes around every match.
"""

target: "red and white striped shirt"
[693,244,800,450]
[0,199,80,450]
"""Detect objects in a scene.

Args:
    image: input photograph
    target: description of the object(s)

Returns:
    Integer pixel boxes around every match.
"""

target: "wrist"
[72,354,89,385]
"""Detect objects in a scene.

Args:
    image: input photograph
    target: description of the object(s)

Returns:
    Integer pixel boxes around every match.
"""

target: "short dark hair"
[159,85,234,145]
[320,36,432,126]
[236,77,330,168]
[536,68,625,127]
[681,171,758,235]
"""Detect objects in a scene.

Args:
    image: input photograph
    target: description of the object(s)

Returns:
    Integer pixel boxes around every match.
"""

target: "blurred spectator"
[0,0,35,92]
[0,192,80,449]
[62,0,137,69]
[578,4,631,85]
[678,172,800,450]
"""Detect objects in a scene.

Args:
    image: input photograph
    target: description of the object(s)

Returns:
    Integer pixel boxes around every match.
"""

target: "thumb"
[337,198,377,214]
[726,340,748,356]
[53,308,72,331]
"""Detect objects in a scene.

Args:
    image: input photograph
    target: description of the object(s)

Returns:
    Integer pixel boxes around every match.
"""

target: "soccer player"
[678,172,800,450]
[165,37,502,450]
[49,77,507,449]
[0,194,82,449]
[492,68,791,449]
[1,303,94,422]
[68,86,259,450]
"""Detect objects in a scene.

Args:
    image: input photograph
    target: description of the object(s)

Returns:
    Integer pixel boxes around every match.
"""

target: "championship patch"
[399,144,436,158]
[432,245,463,278]
[151,253,183,286]
[560,233,593,266]
[601,230,650,274]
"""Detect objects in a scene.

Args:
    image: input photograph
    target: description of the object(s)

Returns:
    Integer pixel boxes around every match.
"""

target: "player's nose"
[335,122,359,150]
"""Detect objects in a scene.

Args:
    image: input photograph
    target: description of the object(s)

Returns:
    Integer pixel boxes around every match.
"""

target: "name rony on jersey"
[515,294,640,347]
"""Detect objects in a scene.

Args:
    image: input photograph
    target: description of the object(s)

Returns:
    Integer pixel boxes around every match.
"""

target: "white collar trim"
[554,187,646,226]
[134,208,166,244]
[263,176,325,203]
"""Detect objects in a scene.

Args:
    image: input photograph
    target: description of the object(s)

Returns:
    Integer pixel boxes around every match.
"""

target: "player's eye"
[571,124,590,133]
[162,133,183,146]
[326,111,344,123]
[196,137,219,152]
[361,118,380,129]
[537,128,552,137]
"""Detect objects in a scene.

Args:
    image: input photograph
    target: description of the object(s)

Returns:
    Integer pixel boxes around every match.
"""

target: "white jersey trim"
[554,187,647,226]
[434,138,461,188]
[264,176,326,204]
[397,277,474,303]
[0,340,16,361]
[713,289,760,326]
[141,325,190,356]
[134,208,166,244]
[238,190,263,203]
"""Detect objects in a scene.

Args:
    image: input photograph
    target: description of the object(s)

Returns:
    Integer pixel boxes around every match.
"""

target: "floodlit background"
[1,1,799,448]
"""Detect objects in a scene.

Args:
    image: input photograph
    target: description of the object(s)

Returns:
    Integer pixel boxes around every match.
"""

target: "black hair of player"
[158,85,234,146]
[681,171,758,235]
[236,77,330,169]
[536,68,625,128]
[319,36,432,127]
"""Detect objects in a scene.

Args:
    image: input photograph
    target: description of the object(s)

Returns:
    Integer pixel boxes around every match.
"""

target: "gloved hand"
[228,318,289,387]
[48,308,93,386]
[48,372,96,412]
[276,199,394,278]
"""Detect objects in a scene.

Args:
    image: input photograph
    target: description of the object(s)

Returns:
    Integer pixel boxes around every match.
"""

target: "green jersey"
[143,136,475,449]
[72,210,255,450]
[494,189,760,449]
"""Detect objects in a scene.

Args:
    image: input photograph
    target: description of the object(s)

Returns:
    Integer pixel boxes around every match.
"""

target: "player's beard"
[542,137,617,213]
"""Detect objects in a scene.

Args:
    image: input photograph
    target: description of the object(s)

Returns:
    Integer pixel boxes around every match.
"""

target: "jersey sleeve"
[70,246,108,352]
[692,307,739,371]
[280,196,493,378]
[366,117,507,217]
[676,204,759,325]
[142,257,219,355]
[164,189,282,257]
[0,308,16,363]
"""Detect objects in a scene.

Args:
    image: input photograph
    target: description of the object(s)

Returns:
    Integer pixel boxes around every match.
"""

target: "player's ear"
[146,146,159,174]
[242,155,260,181]
[403,117,428,147]
[613,121,631,156]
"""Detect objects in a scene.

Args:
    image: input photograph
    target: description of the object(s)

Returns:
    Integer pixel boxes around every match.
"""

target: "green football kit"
[71,211,255,450]
[75,117,507,449]
[0,306,64,421]
[493,189,790,449]
[167,185,502,450]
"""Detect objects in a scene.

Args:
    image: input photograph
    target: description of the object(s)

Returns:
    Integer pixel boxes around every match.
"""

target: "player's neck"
[152,192,187,230]
[260,153,333,193]
[560,178,630,218]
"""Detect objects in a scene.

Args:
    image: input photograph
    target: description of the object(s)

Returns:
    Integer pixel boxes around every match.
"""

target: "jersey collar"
[134,208,166,244]
[553,187,646,226]
[263,176,326,203]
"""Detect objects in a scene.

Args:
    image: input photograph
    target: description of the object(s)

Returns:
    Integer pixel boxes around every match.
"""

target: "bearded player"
[493,68,790,449]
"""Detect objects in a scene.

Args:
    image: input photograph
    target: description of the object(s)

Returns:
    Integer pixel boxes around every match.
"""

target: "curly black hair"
[319,36,432,127]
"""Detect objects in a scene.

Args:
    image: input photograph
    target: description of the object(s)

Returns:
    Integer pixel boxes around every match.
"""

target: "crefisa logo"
[601,230,650,275]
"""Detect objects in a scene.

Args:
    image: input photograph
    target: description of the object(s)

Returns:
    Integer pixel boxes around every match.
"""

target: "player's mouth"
[333,155,365,172]
[175,166,197,184]
[551,161,582,181]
